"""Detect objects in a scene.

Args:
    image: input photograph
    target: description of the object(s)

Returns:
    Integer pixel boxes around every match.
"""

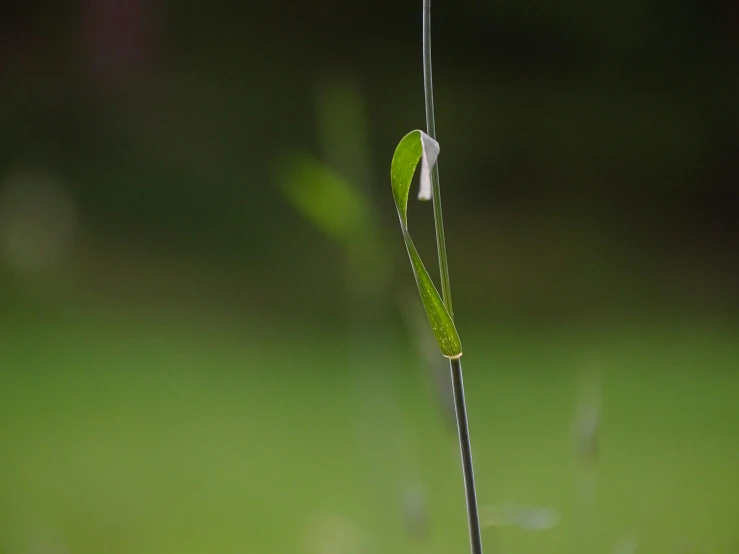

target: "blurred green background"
[1,0,738,553]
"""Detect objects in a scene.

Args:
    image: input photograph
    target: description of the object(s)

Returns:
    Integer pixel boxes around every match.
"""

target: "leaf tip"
[417,132,439,201]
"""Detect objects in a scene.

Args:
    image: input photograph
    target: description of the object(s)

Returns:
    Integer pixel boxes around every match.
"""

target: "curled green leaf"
[390,130,462,359]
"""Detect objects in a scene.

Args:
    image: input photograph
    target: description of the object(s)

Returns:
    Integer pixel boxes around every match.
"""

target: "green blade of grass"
[278,153,370,247]
[390,130,462,359]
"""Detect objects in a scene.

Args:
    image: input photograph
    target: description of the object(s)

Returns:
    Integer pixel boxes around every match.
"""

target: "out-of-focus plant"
[277,76,435,552]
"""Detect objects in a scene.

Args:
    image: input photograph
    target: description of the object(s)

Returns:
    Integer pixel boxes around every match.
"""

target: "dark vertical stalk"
[422,1,484,552]
[450,357,483,554]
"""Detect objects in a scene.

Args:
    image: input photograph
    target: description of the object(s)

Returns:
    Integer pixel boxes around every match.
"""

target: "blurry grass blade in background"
[278,154,369,248]
[390,130,461,359]
[314,77,373,190]
[277,150,389,292]
[398,290,456,432]
[574,365,601,470]
[573,364,602,552]
[279,76,420,553]
[401,480,430,541]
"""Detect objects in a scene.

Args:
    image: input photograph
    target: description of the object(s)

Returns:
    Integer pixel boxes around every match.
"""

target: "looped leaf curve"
[390,130,462,359]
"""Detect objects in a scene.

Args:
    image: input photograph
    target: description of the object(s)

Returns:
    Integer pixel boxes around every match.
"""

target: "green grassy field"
[1,308,737,554]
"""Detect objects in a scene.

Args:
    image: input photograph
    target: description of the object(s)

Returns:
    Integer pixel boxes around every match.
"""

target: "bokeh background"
[1,1,738,553]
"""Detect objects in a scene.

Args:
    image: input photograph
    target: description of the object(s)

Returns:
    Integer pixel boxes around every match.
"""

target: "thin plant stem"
[422,1,484,553]
[422,0,453,317]
[450,356,484,554]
